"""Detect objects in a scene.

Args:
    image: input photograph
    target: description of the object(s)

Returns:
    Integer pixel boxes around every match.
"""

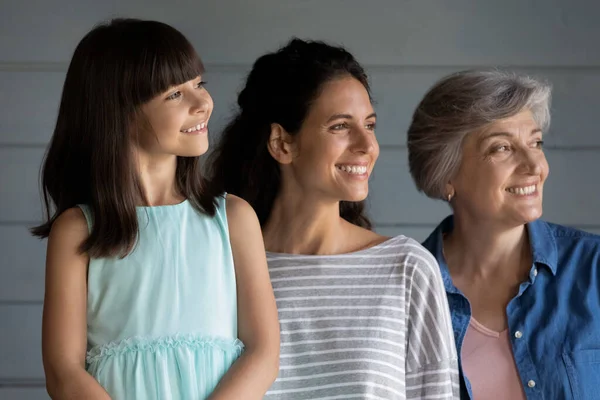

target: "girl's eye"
[166,81,206,101]
[166,91,182,101]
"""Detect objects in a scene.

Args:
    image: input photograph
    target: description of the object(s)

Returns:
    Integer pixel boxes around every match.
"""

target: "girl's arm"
[42,208,111,399]
[209,195,280,400]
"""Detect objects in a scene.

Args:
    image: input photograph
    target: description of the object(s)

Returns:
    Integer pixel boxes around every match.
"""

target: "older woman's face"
[450,109,549,227]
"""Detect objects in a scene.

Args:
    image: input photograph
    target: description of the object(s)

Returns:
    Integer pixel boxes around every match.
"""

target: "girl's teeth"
[182,123,206,133]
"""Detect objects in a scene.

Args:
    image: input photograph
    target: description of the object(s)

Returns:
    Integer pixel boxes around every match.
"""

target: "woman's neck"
[262,189,347,255]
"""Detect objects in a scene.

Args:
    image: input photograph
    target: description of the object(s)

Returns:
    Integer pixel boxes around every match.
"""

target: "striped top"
[265,235,460,399]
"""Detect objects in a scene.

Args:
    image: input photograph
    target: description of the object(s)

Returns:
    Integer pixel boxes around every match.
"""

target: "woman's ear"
[267,123,294,164]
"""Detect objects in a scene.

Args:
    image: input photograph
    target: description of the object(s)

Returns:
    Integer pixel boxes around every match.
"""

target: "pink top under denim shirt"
[423,215,600,400]
[461,318,526,399]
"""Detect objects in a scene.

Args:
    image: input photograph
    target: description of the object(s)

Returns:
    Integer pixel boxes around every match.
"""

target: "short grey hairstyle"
[407,69,552,201]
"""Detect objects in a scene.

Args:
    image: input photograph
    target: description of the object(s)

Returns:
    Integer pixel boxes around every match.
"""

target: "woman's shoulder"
[368,233,437,261]
[533,220,600,269]
[539,220,600,241]
[344,220,426,254]
[358,233,444,285]
[344,229,440,272]
[531,219,600,255]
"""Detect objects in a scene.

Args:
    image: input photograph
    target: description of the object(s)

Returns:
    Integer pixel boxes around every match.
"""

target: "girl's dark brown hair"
[31,18,217,257]
[206,38,372,229]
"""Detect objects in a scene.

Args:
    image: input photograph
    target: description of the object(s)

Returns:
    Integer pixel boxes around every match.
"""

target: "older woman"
[208,38,460,399]
[407,69,600,399]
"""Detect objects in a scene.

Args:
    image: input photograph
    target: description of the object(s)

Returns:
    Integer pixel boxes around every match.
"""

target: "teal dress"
[79,195,243,400]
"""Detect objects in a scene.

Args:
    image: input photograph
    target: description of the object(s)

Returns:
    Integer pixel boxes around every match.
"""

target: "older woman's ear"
[445,183,455,202]
[267,123,294,165]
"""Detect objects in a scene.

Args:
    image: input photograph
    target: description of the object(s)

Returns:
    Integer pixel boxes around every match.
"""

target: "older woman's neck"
[262,191,345,255]
[445,214,531,280]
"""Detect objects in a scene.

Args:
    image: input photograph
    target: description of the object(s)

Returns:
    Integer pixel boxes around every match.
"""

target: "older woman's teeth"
[181,122,206,133]
[506,185,536,195]
[337,165,367,174]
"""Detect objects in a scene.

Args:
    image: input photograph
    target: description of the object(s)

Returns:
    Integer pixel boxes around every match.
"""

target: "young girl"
[31,19,279,400]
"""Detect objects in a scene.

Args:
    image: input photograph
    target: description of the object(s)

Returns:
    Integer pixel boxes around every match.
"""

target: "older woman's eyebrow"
[478,128,542,145]
[326,112,377,123]
[477,132,512,148]
[530,128,542,135]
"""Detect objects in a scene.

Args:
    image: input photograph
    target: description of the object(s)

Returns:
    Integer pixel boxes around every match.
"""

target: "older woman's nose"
[519,147,543,175]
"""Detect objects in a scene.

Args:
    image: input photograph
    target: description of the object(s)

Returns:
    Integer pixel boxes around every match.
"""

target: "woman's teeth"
[506,185,536,195]
[337,165,367,174]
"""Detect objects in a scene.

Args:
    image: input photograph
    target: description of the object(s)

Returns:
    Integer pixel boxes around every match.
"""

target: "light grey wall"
[2,0,600,397]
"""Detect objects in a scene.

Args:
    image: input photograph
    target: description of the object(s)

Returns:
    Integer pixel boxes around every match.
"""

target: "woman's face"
[450,109,549,228]
[285,76,379,203]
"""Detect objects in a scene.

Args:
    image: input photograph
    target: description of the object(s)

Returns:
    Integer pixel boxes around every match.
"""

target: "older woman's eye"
[534,140,544,149]
[492,145,510,153]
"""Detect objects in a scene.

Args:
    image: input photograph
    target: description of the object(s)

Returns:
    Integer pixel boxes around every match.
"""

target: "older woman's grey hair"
[407,69,552,201]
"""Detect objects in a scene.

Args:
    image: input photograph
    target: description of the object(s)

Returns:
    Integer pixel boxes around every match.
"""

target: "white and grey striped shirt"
[265,235,460,399]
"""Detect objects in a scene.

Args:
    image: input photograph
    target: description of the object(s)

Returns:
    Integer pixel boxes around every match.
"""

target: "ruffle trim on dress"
[86,333,244,364]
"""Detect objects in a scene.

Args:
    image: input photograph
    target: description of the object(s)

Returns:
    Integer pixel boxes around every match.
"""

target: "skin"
[443,109,549,332]
[263,75,388,255]
[42,76,279,399]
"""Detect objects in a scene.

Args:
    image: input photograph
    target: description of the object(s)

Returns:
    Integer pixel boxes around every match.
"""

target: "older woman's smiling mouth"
[506,184,537,196]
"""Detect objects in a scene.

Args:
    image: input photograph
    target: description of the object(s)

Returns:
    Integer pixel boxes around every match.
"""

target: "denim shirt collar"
[423,216,558,288]
[422,216,459,294]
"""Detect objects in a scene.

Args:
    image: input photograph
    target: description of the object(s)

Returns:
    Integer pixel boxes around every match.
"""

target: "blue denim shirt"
[422,216,600,400]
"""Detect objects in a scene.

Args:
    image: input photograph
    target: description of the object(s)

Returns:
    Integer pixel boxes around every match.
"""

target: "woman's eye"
[492,145,511,153]
[366,122,376,131]
[166,91,182,101]
[331,123,349,131]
